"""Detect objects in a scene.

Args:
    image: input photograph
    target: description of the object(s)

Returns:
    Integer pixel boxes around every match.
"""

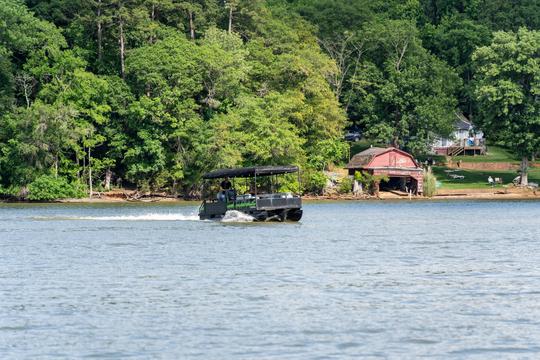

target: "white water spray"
[34,213,200,221]
[221,210,255,222]
[34,210,258,223]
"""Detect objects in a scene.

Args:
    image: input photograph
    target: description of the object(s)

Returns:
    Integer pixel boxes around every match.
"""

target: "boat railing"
[255,193,301,210]
[202,192,301,212]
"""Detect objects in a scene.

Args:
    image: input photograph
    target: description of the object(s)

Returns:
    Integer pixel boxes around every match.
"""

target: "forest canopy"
[1,0,539,198]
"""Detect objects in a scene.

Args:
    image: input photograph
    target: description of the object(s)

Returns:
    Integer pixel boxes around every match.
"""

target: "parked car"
[344,131,361,142]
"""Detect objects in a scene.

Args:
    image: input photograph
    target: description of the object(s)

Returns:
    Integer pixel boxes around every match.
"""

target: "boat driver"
[218,177,234,202]
[220,177,232,191]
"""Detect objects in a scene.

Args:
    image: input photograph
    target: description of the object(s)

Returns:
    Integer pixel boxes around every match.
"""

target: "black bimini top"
[203,165,299,179]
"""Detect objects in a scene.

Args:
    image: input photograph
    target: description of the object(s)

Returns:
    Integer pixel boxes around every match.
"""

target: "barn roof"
[345,147,388,168]
[345,147,420,169]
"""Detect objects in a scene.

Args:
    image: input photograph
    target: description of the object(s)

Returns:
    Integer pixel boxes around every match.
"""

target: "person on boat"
[249,181,257,196]
[220,177,232,190]
[218,177,235,202]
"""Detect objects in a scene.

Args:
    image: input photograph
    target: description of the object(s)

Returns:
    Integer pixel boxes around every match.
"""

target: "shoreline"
[1,187,538,204]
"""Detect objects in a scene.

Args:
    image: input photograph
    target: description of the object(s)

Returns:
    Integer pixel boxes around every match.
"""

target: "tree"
[421,14,491,117]
[223,0,239,34]
[350,20,461,153]
[208,93,306,168]
[473,28,540,185]
[177,0,220,40]
[199,28,248,110]
[125,34,208,191]
[0,102,78,186]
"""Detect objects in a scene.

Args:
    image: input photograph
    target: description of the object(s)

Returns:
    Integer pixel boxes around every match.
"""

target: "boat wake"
[221,210,255,223]
[33,213,200,221]
[34,211,256,223]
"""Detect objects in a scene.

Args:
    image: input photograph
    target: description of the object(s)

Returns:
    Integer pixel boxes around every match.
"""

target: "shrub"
[302,170,327,195]
[354,171,389,195]
[0,185,23,199]
[277,173,301,194]
[338,176,353,194]
[28,175,86,201]
[423,169,437,197]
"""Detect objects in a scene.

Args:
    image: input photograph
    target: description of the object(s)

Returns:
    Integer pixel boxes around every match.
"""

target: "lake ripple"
[1,200,539,359]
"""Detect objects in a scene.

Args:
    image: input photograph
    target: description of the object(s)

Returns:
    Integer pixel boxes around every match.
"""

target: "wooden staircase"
[448,146,465,157]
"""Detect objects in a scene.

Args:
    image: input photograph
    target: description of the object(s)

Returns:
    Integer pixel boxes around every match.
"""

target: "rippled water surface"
[1,200,540,359]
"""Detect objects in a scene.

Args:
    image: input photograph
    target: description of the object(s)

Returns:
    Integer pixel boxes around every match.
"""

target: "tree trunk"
[119,16,125,79]
[88,147,93,198]
[189,10,195,39]
[145,83,151,97]
[15,73,33,108]
[520,156,529,186]
[104,168,112,190]
[374,180,380,198]
[149,3,156,43]
[395,42,408,72]
[97,0,103,62]
[54,154,58,178]
[228,7,233,34]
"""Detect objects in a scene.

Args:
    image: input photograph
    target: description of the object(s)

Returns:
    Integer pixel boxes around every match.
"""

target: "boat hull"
[199,194,303,222]
[199,207,302,222]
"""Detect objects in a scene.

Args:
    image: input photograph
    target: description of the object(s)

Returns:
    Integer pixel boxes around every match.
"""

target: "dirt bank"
[304,186,540,201]
[2,187,538,204]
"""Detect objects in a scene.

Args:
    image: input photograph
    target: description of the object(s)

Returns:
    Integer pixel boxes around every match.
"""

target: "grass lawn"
[452,145,519,163]
[432,166,540,190]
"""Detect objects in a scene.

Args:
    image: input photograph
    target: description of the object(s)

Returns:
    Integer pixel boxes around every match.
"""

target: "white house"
[433,112,485,156]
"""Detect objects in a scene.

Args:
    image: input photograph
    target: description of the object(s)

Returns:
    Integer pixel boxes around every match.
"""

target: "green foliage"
[27,175,86,201]
[421,14,492,115]
[301,170,327,195]
[0,0,538,199]
[473,28,540,183]
[338,176,353,194]
[354,171,389,195]
[423,169,437,197]
[277,173,301,194]
[0,184,23,199]
[209,93,306,168]
[350,20,461,153]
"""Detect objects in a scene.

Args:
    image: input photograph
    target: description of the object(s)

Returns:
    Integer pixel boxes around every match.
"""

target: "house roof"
[455,112,473,131]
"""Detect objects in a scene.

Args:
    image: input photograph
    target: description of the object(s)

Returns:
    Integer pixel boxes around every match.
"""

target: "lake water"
[1,200,540,359]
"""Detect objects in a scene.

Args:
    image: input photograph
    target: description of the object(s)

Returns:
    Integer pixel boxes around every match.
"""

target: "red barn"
[345,147,424,194]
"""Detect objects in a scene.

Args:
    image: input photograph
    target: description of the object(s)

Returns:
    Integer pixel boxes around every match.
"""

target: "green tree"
[208,93,306,168]
[473,28,540,185]
[125,34,208,191]
[351,20,460,153]
[421,14,491,116]
[199,28,248,110]
[0,102,78,187]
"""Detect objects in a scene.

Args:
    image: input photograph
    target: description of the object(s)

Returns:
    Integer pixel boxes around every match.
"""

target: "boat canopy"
[203,165,299,179]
